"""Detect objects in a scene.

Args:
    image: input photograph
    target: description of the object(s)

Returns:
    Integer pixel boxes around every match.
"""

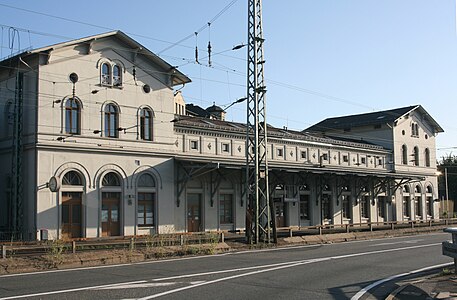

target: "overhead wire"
[157,0,239,55]
[0,7,453,152]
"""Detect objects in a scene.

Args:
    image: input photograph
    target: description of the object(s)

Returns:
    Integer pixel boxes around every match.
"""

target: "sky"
[0,0,456,160]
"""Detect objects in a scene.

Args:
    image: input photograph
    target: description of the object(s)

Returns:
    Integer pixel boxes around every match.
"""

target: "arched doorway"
[101,172,122,237]
[137,173,156,230]
[61,171,83,239]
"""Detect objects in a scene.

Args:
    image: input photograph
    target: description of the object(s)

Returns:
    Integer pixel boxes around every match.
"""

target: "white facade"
[0,31,443,240]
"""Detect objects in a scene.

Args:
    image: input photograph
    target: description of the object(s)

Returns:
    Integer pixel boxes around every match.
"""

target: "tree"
[437,155,457,204]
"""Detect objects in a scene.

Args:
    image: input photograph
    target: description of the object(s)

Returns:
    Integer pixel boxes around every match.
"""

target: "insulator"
[207,41,212,67]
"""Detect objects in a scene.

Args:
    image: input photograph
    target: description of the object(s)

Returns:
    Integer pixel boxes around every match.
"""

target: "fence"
[1,232,222,259]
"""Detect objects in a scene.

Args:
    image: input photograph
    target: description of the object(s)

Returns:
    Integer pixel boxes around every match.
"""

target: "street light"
[224,97,247,111]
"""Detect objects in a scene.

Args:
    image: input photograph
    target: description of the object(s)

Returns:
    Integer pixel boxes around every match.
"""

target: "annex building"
[0,31,444,240]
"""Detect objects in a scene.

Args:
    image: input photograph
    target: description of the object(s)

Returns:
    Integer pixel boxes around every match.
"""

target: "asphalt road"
[0,233,453,300]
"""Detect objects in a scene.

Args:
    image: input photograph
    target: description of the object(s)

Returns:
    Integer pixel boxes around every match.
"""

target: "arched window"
[403,185,410,193]
[140,108,153,141]
[104,104,119,138]
[62,171,83,186]
[426,186,433,194]
[137,173,156,227]
[425,148,430,167]
[415,124,419,136]
[401,145,408,165]
[113,65,122,86]
[138,173,156,187]
[102,172,121,186]
[101,63,111,85]
[65,98,81,134]
[414,146,419,166]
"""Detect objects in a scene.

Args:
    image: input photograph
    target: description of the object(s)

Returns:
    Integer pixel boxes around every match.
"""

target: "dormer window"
[100,61,123,87]
[101,63,111,85]
[411,122,419,137]
[113,65,122,86]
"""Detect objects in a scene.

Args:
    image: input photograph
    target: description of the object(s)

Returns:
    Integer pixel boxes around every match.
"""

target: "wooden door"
[102,192,120,236]
[61,192,82,239]
[274,199,285,227]
[187,194,201,232]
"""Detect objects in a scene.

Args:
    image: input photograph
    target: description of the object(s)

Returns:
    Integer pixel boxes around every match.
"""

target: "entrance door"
[62,192,82,239]
[102,192,120,236]
[187,194,201,232]
[274,199,285,227]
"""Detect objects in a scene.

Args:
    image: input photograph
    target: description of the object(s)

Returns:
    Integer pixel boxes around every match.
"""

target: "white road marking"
[97,282,177,289]
[137,258,328,300]
[137,243,443,299]
[369,239,424,246]
[0,280,147,300]
[351,262,453,300]
[0,232,446,279]
[0,239,446,299]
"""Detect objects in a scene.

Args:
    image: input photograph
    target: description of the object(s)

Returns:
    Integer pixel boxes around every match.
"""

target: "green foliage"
[438,155,457,202]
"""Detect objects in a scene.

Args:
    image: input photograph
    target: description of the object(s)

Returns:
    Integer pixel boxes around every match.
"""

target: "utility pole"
[445,167,449,216]
[10,70,24,235]
[246,0,275,244]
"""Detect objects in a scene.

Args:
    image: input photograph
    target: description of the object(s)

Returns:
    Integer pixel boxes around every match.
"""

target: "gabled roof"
[0,30,191,86]
[305,105,444,133]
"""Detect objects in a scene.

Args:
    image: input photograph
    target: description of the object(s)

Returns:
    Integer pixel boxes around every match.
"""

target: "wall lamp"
[52,99,62,108]
[93,125,139,135]
[117,125,138,134]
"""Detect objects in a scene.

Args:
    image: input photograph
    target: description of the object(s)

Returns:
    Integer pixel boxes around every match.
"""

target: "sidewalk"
[386,268,457,300]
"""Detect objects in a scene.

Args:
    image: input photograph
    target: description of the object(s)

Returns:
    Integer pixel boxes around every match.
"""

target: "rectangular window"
[321,153,328,161]
[221,143,230,153]
[378,196,386,218]
[301,151,307,159]
[426,197,432,216]
[190,140,198,150]
[361,157,366,164]
[322,194,331,220]
[219,194,233,224]
[277,148,283,157]
[138,192,155,226]
[415,196,421,216]
[342,195,350,218]
[361,196,370,218]
[343,155,349,163]
[403,197,410,217]
[299,194,310,220]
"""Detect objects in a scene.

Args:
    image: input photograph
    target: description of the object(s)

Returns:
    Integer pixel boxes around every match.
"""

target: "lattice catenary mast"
[246,0,275,244]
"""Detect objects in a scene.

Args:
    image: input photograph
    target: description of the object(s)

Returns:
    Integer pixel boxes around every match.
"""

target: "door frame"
[59,186,85,239]
[61,191,83,240]
[186,192,203,232]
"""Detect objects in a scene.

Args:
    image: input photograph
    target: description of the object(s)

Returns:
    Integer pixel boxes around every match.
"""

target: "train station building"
[0,31,444,240]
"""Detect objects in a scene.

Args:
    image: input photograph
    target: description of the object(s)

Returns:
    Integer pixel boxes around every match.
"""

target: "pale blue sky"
[1,0,456,159]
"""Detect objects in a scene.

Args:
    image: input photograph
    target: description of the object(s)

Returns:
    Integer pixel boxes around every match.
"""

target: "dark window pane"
[72,204,81,223]
[62,205,70,223]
